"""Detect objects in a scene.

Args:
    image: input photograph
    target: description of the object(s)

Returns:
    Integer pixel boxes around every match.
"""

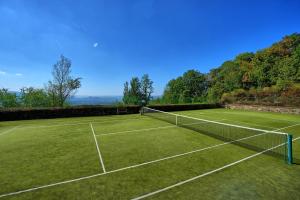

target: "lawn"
[0,108,299,200]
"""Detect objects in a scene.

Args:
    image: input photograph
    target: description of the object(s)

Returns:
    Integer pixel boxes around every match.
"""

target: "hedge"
[0,105,140,121]
[148,103,223,112]
[0,103,223,121]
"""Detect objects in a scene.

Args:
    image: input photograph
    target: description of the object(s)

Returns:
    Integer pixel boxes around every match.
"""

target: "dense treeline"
[151,33,300,105]
[0,55,81,108]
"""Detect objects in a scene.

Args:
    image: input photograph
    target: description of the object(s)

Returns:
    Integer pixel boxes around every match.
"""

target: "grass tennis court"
[0,108,300,199]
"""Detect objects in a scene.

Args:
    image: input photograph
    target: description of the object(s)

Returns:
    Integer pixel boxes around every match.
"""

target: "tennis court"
[0,108,300,199]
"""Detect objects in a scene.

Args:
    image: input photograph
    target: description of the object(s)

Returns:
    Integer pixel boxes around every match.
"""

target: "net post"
[140,107,144,115]
[175,115,178,126]
[287,134,293,165]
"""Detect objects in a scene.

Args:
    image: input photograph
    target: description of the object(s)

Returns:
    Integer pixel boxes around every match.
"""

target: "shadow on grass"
[292,158,300,165]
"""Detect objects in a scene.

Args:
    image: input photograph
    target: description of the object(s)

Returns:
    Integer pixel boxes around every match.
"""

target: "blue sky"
[0,0,299,96]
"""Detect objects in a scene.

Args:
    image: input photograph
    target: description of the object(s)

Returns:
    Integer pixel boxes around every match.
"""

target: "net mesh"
[142,107,288,161]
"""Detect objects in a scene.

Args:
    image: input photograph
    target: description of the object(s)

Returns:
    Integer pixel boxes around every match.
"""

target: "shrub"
[221,93,235,104]
[0,105,140,121]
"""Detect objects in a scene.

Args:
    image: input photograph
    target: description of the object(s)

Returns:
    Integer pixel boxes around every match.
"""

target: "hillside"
[160,33,300,105]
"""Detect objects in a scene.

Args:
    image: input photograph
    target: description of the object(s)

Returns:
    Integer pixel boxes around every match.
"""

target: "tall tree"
[128,77,141,105]
[122,74,154,105]
[47,55,81,107]
[163,78,184,104]
[122,81,130,104]
[181,70,207,99]
[140,74,154,105]
[162,70,207,103]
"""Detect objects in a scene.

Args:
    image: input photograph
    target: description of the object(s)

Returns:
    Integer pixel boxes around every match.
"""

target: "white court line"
[0,123,298,198]
[0,125,21,136]
[131,141,291,200]
[16,117,149,130]
[90,123,106,173]
[144,107,287,135]
[96,125,176,136]
[218,111,300,124]
[0,132,267,199]
[96,119,227,137]
[182,114,277,130]
[274,123,300,131]
[177,111,280,130]
[183,110,297,129]
[132,129,300,200]
[0,118,146,137]
[220,119,276,130]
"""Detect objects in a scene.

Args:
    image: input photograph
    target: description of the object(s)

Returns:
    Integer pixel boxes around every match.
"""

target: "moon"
[93,42,98,47]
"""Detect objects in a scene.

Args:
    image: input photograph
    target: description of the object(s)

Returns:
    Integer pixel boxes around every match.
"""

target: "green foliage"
[19,87,52,107]
[161,33,300,105]
[163,78,184,104]
[1,55,82,108]
[221,84,300,106]
[123,74,154,105]
[128,77,142,105]
[149,97,163,105]
[46,55,82,107]
[0,89,19,108]
[122,81,130,104]
[207,83,224,103]
[163,70,207,104]
[140,74,154,105]
[0,105,141,120]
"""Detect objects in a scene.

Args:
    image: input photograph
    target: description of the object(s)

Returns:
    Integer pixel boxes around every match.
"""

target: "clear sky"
[0,0,299,96]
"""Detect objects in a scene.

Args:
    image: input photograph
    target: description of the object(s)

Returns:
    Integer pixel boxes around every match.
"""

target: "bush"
[0,103,223,121]
[221,93,235,104]
[0,105,140,121]
[222,83,300,107]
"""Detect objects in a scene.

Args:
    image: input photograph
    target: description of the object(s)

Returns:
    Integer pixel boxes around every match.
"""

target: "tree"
[46,82,59,107]
[47,55,81,107]
[160,33,300,104]
[206,83,224,103]
[162,70,207,103]
[163,78,184,104]
[181,70,207,100]
[218,61,242,91]
[0,89,19,108]
[128,77,141,105]
[122,74,154,105]
[235,52,255,89]
[140,74,154,105]
[122,81,130,104]
[19,87,51,107]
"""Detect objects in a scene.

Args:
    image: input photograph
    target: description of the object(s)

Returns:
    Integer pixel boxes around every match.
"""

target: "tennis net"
[141,107,292,163]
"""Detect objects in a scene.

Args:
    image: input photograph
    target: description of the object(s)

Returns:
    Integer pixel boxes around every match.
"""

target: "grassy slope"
[0,109,299,199]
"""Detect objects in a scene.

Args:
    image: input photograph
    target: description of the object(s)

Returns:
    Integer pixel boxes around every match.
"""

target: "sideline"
[90,123,106,173]
[0,126,21,136]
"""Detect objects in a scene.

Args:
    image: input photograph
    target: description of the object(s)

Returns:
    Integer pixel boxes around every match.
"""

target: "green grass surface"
[0,108,299,199]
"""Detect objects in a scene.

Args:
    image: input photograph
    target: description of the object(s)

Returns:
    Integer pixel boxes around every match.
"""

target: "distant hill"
[69,96,122,105]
